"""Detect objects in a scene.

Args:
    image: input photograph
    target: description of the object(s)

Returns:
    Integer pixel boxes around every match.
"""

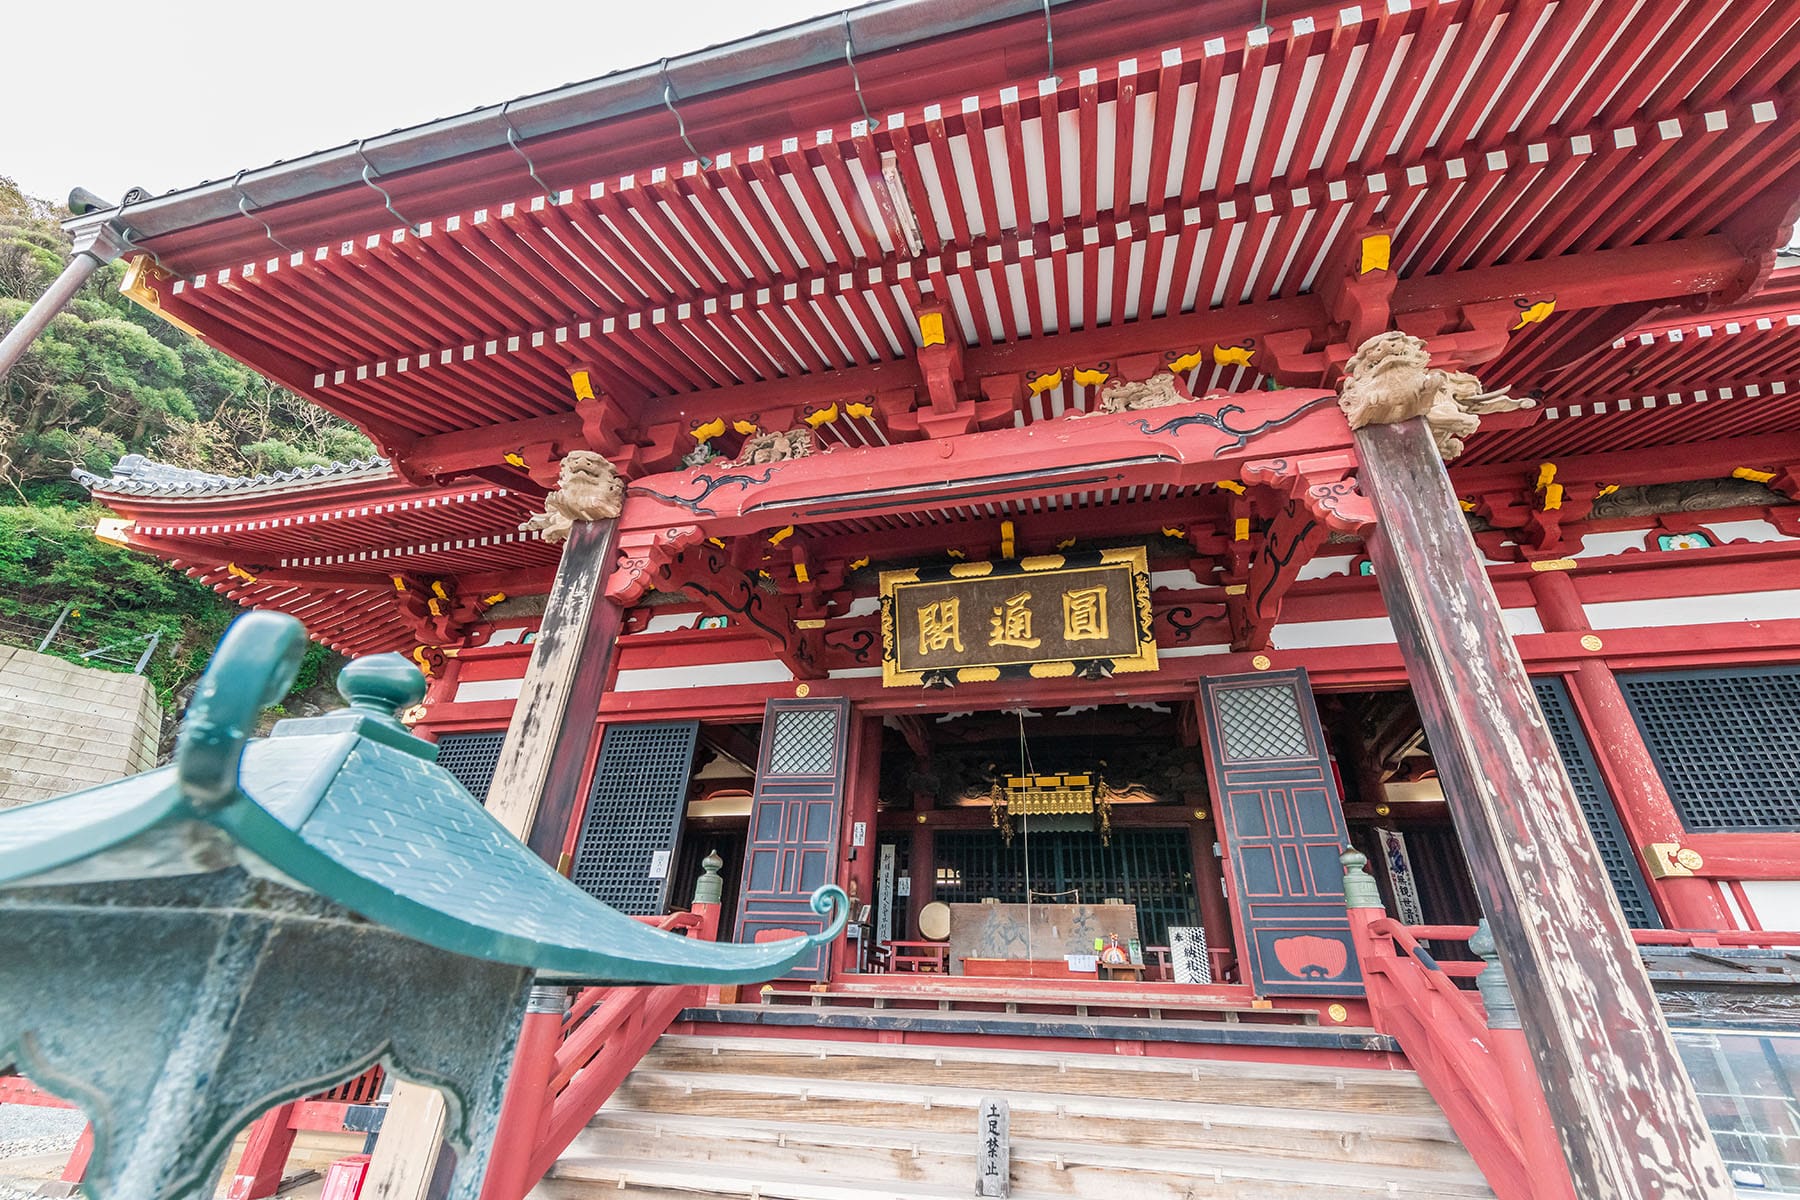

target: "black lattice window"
[434,731,506,801]
[571,721,699,915]
[1215,684,1311,761]
[766,708,839,775]
[932,829,1198,947]
[1532,679,1662,929]
[1619,667,1800,832]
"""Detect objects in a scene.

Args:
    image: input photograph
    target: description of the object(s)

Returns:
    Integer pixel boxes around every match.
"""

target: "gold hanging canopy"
[990,774,1114,845]
[1004,774,1095,815]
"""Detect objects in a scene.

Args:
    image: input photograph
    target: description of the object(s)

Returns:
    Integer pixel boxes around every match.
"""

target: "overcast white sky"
[2,0,843,205]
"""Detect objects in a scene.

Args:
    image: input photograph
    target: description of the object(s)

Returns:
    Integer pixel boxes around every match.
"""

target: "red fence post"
[225,1103,300,1200]
[478,986,568,1200]
[1470,923,1578,1200]
[59,1125,94,1188]
[692,850,725,1002]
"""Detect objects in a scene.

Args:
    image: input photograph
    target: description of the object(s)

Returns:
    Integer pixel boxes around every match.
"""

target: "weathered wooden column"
[365,451,628,1200]
[1343,333,1729,1199]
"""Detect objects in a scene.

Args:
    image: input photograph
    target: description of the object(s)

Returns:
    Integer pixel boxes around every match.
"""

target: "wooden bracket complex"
[607,527,823,678]
[1231,454,1375,651]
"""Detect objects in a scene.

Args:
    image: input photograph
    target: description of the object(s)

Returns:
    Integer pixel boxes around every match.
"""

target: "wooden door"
[734,697,852,980]
[1199,669,1362,996]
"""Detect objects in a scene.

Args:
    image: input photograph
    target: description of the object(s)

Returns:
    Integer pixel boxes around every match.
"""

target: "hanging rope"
[1017,708,1036,963]
[1041,0,1060,85]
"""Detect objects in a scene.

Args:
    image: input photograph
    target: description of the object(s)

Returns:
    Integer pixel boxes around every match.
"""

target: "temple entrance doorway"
[875,702,1231,984]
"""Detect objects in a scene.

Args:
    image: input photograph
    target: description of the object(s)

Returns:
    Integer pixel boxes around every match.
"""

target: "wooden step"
[679,1004,1397,1053]
[538,1151,1493,1200]
[578,1106,1485,1181]
[604,1069,1465,1167]
[643,1034,1442,1115]
[762,984,1318,1023]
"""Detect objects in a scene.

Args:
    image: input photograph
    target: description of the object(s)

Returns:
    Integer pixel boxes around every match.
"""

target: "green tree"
[0,175,371,709]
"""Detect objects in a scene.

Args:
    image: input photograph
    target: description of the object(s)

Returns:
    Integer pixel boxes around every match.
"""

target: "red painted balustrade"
[1350,900,1800,1200]
[479,901,721,1200]
[1347,905,1573,1200]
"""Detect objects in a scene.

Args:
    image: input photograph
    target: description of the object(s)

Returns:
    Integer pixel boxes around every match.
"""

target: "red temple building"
[33,0,1800,1196]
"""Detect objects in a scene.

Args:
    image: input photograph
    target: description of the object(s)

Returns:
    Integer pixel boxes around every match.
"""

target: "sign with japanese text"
[976,1095,1010,1197]
[878,548,1156,687]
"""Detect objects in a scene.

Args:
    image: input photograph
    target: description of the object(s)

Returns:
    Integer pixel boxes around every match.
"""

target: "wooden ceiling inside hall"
[123,0,1800,475]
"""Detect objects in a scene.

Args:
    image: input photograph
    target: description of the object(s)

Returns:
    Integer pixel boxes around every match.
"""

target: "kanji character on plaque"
[988,591,1041,648]
[1062,584,1109,640]
[917,598,963,655]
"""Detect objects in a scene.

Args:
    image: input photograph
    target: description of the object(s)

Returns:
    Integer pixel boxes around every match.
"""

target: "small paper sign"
[647,849,670,879]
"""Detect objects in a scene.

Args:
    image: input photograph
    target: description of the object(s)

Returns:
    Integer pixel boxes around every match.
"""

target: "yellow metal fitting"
[1359,234,1391,274]
[918,311,946,346]
[1213,344,1254,367]
[1512,299,1556,329]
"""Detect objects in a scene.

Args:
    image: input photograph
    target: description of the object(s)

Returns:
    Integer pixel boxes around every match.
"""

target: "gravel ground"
[0,1104,85,1162]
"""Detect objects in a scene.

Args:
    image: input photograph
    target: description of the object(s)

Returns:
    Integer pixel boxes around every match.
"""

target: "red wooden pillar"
[1354,398,1730,1197]
[907,789,936,940]
[837,713,883,975]
[1528,571,1730,929]
[478,989,566,1200]
[225,1103,299,1200]
[1181,792,1234,981]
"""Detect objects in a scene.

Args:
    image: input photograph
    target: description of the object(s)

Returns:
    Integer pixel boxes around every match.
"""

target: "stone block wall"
[0,646,162,810]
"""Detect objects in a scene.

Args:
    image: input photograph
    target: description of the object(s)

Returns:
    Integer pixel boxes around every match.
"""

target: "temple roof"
[76,0,1800,491]
[78,457,557,658]
[0,612,844,984]
[75,454,390,498]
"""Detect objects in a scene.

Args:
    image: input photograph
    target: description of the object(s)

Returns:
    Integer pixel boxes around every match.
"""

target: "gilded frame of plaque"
[878,546,1157,687]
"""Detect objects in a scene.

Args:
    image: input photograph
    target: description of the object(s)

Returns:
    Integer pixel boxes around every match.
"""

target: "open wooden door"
[734,697,852,981]
[1199,669,1362,997]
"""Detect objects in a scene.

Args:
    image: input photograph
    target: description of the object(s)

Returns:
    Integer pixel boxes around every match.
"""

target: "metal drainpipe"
[0,207,131,384]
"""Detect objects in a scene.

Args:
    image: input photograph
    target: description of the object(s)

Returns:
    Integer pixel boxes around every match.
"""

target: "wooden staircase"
[528,1033,1495,1200]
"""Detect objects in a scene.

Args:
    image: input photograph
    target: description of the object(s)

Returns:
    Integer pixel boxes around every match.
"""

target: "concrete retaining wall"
[0,646,162,810]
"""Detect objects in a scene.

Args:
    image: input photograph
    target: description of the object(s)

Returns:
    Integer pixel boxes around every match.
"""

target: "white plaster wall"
[1740,881,1800,931]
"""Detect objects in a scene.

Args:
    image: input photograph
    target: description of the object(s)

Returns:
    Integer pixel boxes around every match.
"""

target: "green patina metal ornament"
[0,610,845,1200]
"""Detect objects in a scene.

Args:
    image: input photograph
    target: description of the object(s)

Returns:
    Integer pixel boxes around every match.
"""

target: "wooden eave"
[104,0,1800,487]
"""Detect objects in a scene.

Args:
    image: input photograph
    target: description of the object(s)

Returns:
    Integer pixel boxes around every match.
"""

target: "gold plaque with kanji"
[878,547,1157,686]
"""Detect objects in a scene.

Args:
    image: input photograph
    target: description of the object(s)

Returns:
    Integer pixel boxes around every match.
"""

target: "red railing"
[1346,897,1575,1200]
[479,902,721,1200]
